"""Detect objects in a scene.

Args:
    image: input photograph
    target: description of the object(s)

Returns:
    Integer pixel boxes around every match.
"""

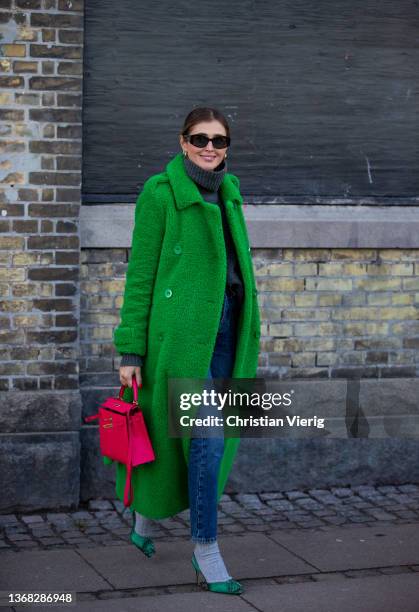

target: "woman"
[113,107,261,595]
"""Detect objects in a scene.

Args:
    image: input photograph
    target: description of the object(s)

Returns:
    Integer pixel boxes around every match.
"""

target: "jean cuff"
[191,535,218,544]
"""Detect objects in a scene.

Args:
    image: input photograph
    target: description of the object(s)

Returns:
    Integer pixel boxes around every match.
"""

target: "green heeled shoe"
[129,510,155,558]
[191,552,243,594]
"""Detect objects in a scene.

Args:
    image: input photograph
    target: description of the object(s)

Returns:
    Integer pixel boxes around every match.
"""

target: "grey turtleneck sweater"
[120,155,244,368]
[183,154,244,294]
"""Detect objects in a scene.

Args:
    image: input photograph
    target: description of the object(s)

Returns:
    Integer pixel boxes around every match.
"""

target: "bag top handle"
[118,374,139,403]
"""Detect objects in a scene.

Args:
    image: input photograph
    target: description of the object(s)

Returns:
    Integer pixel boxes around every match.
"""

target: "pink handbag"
[84,375,155,507]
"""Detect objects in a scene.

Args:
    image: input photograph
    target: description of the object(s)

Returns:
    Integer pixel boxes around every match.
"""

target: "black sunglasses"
[183,132,230,149]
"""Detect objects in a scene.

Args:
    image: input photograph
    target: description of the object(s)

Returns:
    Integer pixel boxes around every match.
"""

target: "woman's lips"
[201,155,216,161]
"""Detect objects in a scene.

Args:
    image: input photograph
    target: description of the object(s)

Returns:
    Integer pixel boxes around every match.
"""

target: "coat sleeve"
[120,353,144,367]
[113,176,166,356]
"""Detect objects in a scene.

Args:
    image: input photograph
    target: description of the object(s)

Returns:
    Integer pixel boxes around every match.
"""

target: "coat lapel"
[166,152,243,210]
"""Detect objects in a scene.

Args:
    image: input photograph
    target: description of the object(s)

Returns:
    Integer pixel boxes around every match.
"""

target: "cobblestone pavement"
[2,483,419,553]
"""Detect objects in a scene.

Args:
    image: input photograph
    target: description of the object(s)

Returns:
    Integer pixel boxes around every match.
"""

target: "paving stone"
[393,510,419,519]
[4,526,28,534]
[93,511,118,522]
[228,511,252,518]
[312,509,337,517]
[294,498,324,510]
[347,501,376,509]
[7,534,32,541]
[217,517,236,524]
[259,492,285,500]
[283,512,312,520]
[241,515,264,523]
[344,568,382,578]
[219,501,243,512]
[176,510,190,520]
[308,488,332,497]
[20,515,45,524]
[14,541,39,549]
[294,519,325,528]
[245,524,270,531]
[46,513,71,521]
[63,537,91,544]
[380,565,413,575]
[266,500,294,511]
[30,590,256,612]
[78,533,313,590]
[331,487,354,498]
[88,499,114,510]
[377,485,398,493]
[322,516,347,525]
[270,523,419,571]
[5,485,419,554]
[285,490,309,501]
[398,484,419,493]
[112,500,126,513]
[221,523,244,533]
[110,528,130,536]
[267,520,297,529]
[0,514,19,526]
[0,549,109,592]
[31,529,56,537]
[311,572,347,582]
[72,511,94,520]
[363,509,397,521]
[385,493,413,504]
[311,493,341,505]
[220,493,232,501]
[170,528,190,536]
[347,516,371,523]
[352,485,379,496]
[253,507,277,515]
[85,527,106,535]
[243,574,419,612]
[236,493,263,504]
[40,536,66,544]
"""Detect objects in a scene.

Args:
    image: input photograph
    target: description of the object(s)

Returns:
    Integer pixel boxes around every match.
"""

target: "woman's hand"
[119,366,142,389]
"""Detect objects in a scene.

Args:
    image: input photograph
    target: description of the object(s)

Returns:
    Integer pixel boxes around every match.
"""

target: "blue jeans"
[188,289,241,543]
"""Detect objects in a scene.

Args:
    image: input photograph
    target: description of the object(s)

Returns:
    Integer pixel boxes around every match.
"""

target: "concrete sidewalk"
[1,521,419,611]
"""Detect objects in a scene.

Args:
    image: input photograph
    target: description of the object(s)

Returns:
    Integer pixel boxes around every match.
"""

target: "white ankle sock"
[194,540,231,582]
[134,511,154,537]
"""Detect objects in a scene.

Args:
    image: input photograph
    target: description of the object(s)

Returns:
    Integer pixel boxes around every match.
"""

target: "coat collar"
[165,152,243,210]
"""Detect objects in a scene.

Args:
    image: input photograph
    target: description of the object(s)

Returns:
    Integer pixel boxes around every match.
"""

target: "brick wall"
[79,245,419,498]
[0,0,83,511]
[81,247,419,382]
[253,248,419,378]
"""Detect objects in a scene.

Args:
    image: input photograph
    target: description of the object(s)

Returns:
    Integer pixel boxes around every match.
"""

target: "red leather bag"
[84,376,155,507]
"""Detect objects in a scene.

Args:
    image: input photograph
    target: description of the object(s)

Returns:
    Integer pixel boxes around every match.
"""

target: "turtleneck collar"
[183,154,227,192]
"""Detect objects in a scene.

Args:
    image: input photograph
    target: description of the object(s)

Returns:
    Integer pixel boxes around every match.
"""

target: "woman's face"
[180,120,228,171]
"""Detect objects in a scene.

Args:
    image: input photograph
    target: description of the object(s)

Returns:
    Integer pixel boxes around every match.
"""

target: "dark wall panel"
[83,1,419,202]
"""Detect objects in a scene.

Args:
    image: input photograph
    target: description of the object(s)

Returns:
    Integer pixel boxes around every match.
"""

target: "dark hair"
[181,107,230,138]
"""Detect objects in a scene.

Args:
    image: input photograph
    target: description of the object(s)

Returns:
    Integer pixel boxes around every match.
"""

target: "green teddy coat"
[111,151,261,519]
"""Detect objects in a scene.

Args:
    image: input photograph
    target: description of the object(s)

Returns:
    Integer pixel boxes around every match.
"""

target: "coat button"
[158,332,164,341]
[253,288,258,296]
[164,288,172,298]
[248,246,251,252]
[174,244,182,254]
